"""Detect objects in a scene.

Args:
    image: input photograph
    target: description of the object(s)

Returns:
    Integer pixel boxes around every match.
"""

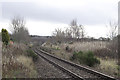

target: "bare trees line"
[52,19,118,43]
[8,16,118,44]
[52,20,86,42]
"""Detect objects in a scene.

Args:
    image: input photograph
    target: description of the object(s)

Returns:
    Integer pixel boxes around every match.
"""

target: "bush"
[56,47,60,50]
[65,46,72,52]
[2,29,10,45]
[70,51,100,67]
[65,46,69,51]
[26,49,38,62]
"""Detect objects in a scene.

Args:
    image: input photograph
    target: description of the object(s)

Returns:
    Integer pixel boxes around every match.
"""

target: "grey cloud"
[1,2,117,25]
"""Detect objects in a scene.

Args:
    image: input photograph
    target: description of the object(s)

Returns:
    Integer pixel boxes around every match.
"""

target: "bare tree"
[80,25,85,38]
[70,19,77,27]
[70,20,78,38]
[10,16,30,43]
[52,28,65,43]
[52,19,86,43]
[106,21,118,40]
[65,27,72,38]
[52,28,65,37]
[10,16,25,34]
[106,21,118,59]
[70,20,85,39]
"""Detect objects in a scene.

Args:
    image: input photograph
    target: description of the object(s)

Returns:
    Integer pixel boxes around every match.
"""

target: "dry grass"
[42,43,72,60]
[17,55,33,70]
[67,41,108,52]
[96,58,118,77]
[16,55,37,77]
[2,43,38,78]
[42,41,109,60]
[42,41,118,77]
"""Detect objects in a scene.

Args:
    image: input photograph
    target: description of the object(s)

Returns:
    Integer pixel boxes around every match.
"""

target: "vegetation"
[42,40,119,77]
[10,16,30,43]
[98,58,118,77]
[1,17,38,78]
[52,19,86,43]
[0,32,1,40]
[65,46,69,51]
[1,15,118,78]
[69,41,73,44]
[26,49,38,62]
[65,46,72,52]
[70,51,100,67]
[2,28,10,45]
[2,43,38,78]
[106,21,118,40]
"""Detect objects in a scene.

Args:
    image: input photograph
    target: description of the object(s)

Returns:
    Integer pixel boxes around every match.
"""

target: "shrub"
[57,41,61,44]
[65,46,69,51]
[26,49,38,62]
[71,51,100,67]
[56,47,60,50]
[65,46,72,52]
[2,29,10,45]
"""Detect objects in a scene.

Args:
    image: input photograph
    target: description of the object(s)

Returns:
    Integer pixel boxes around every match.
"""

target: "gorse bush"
[70,51,100,67]
[26,49,38,62]
[2,29,10,45]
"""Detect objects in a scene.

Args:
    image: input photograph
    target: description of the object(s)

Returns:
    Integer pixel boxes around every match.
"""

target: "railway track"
[33,47,117,80]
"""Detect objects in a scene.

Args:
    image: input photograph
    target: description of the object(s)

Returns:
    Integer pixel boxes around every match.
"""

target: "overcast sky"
[0,0,119,38]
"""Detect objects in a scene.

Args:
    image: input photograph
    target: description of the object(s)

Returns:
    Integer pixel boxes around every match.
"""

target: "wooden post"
[118,1,120,79]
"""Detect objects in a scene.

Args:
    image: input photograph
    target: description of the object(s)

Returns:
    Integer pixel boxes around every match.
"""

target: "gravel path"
[35,53,71,78]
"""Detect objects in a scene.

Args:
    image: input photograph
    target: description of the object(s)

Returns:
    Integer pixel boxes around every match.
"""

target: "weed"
[69,41,73,44]
[70,51,100,67]
[26,49,38,62]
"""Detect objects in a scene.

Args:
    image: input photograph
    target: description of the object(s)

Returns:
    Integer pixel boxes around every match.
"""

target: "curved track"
[34,47,116,80]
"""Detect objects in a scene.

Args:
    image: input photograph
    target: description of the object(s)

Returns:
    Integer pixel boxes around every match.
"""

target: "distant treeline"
[30,35,112,42]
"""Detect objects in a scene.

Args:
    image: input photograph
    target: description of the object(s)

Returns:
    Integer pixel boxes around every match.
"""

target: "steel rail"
[36,47,117,80]
[34,49,84,80]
